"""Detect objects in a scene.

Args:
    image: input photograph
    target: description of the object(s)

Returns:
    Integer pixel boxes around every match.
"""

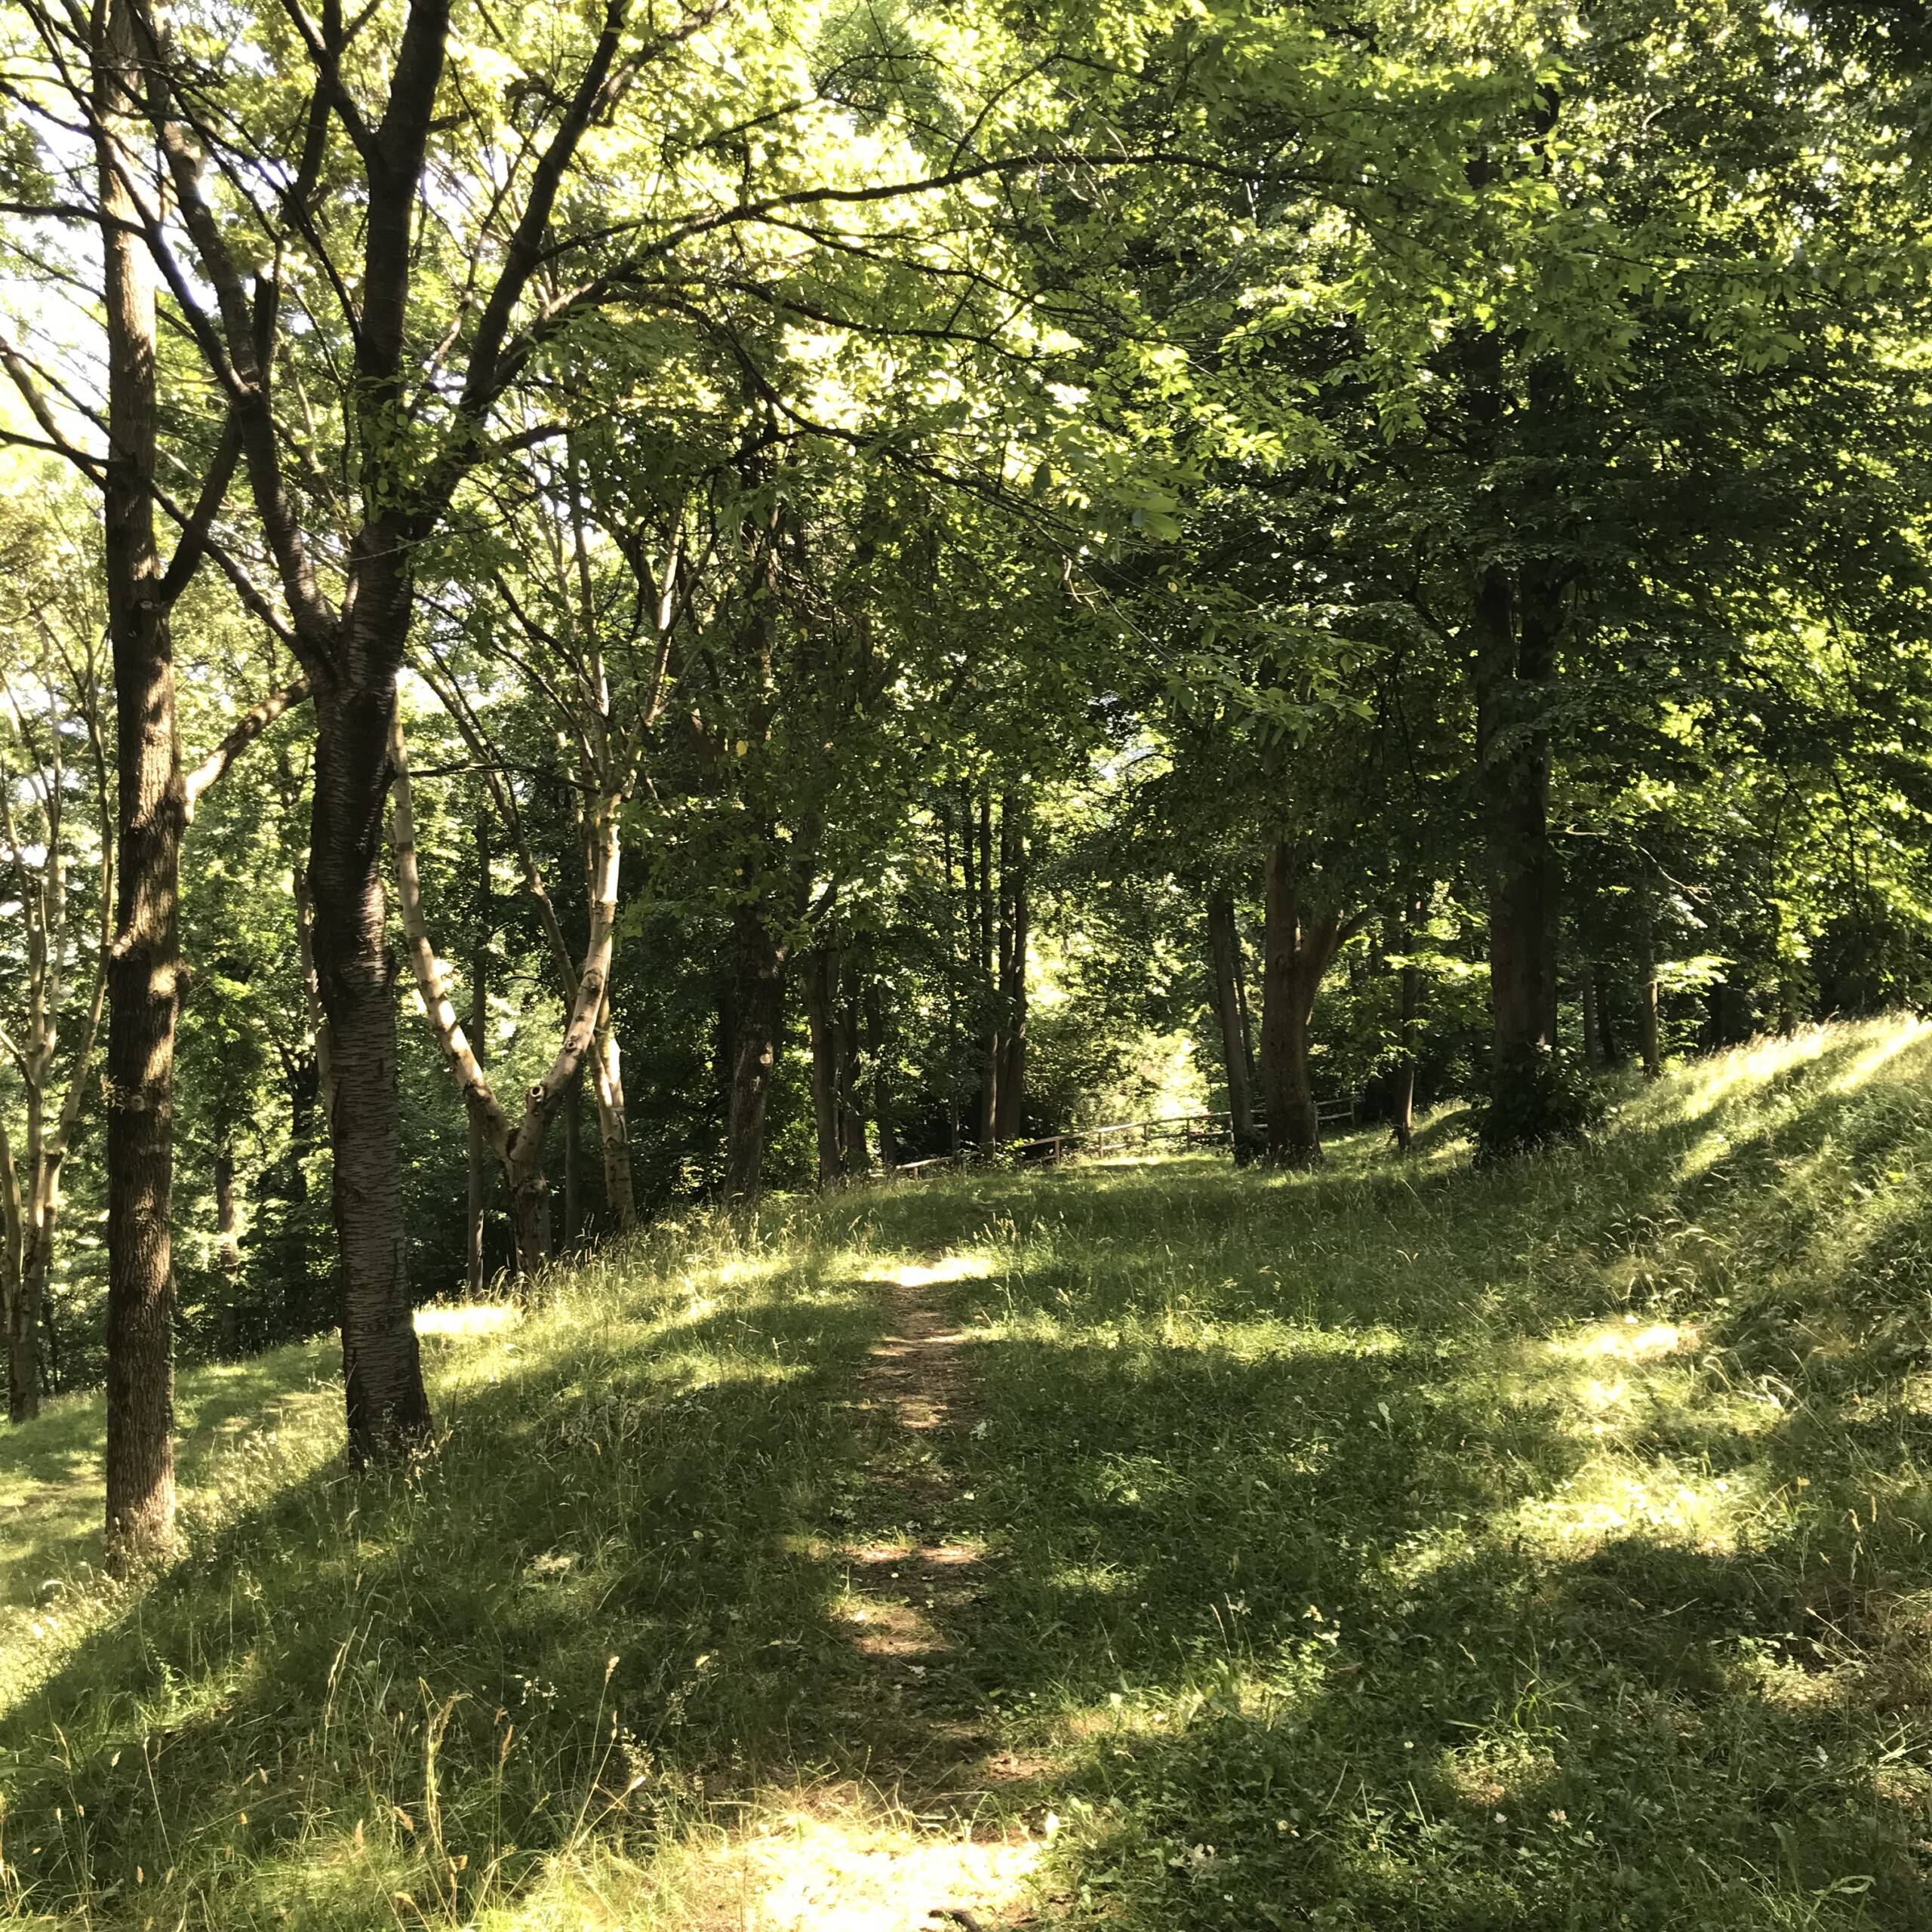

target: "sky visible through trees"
[0,2,1930,1890]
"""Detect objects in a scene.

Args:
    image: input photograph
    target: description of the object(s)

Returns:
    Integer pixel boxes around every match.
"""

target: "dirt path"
[696,1257,1051,1931]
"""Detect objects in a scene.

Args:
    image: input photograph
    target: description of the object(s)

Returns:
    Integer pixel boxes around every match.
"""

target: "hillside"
[6,1018,1932,1928]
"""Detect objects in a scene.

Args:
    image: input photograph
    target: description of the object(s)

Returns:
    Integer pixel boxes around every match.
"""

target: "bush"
[1472,1042,1606,1163]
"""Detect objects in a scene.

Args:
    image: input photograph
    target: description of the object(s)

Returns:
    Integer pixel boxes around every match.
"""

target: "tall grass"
[4,1018,1932,1927]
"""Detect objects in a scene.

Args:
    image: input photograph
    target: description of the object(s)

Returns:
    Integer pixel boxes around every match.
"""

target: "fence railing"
[891,1097,1356,1180]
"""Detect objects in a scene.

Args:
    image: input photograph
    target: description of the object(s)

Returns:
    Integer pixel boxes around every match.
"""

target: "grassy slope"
[5,1018,1932,1927]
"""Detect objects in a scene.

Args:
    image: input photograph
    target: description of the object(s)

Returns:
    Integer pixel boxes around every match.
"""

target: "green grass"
[7,1017,1932,1927]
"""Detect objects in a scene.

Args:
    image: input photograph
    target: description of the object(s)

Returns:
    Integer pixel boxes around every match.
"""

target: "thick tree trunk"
[506,1137,552,1277]
[312,678,430,1464]
[1207,891,1257,1156]
[592,1005,635,1232]
[724,903,786,1200]
[1472,565,1564,1140]
[1259,841,1341,1170]
[99,0,180,1565]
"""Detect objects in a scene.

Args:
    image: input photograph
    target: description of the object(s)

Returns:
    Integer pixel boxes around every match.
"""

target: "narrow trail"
[712,1257,1050,1930]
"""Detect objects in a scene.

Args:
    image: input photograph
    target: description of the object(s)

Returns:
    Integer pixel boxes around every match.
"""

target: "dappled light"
[3,0,1930,1921]
[9,1020,1932,1927]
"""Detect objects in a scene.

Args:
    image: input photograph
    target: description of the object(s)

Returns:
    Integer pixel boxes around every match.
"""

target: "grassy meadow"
[6,1017,1932,1927]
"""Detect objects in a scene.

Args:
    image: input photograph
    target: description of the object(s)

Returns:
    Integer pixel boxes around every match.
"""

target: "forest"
[5,0,1932,1927]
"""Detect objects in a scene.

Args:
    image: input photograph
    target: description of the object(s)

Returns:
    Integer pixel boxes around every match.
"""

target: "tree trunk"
[99,0,180,1565]
[12,1204,61,1422]
[865,977,898,1170]
[942,805,961,1155]
[1258,841,1341,1170]
[974,789,999,1146]
[806,944,843,1189]
[292,861,336,1130]
[466,820,490,1294]
[1640,906,1663,1080]
[561,1065,583,1247]
[1392,949,1422,1155]
[215,1132,242,1355]
[506,1134,552,1277]
[592,1003,635,1232]
[1207,891,1257,1156]
[390,724,615,1290]
[994,796,1029,1143]
[311,678,430,1465]
[838,989,868,1171]
[1472,564,1564,1140]
[1580,964,1601,1067]
[7,1232,41,1424]
[724,903,786,1200]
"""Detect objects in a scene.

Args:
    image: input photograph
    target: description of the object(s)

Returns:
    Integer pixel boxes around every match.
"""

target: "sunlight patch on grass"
[484,1798,1044,1932]
[1832,1014,1932,1091]
[876,1253,992,1289]
[1562,1318,1700,1361]
[1669,1024,1838,1113]
[1515,1462,1759,1552]
[721,1811,1040,1931]
[415,1303,524,1337]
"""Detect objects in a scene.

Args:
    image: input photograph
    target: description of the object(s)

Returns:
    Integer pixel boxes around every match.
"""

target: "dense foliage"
[0,0,1924,1516]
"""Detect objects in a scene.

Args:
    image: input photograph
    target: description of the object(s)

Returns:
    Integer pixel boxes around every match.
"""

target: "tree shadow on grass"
[9,1026,1932,1928]
[937,1315,1930,1929]
[0,1278,914,1928]
[901,1030,1932,1927]
[2,1339,339,1627]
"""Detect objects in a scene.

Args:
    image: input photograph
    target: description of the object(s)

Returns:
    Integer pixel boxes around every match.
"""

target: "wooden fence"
[891,1097,1356,1180]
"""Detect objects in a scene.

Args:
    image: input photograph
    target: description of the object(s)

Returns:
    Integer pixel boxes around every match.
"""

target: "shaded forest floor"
[8,1017,1932,1927]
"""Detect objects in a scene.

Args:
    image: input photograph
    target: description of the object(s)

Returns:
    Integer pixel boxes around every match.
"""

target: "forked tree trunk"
[1207,891,1257,1155]
[100,0,180,1564]
[1258,840,1351,1170]
[8,1218,45,1424]
[128,0,623,1460]
[313,678,430,1465]
[725,903,787,1199]
[390,723,618,1285]
[505,1131,552,1276]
